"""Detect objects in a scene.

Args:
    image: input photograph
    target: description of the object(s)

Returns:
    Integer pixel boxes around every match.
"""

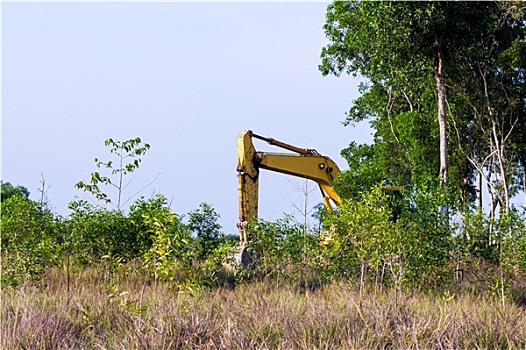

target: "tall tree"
[321,1,526,211]
[446,2,526,214]
[320,1,458,187]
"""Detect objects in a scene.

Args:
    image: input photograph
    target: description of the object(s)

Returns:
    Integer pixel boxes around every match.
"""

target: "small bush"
[244,215,324,284]
[65,199,137,264]
[1,195,58,286]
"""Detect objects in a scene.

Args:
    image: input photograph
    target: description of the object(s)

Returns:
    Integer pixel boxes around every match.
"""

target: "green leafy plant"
[244,215,323,283]
[187,202,223,260]
[106,282,146,316]
[140,195,191,281]
[1,195,58,287]
[325,185,450,293]
[1,181,30,202]
[75,137,151,211]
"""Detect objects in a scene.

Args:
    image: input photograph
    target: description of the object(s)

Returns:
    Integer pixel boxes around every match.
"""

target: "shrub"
[1,195,58,286]
[244,215,324,282]
[187,202,223,260]
[139,195,192,281]
[325,185,450,291]
[66,199,136,264]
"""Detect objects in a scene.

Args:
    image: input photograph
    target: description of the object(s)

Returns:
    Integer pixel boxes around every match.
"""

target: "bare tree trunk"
[435,34,448,188]
[487,163,497,221]
[492,120,510,213]
[477,169,483,209]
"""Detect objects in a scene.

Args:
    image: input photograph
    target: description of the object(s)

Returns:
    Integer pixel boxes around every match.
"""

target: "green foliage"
[1,181,30,202]
[237,185,459,291]
[75,137,151,211]
[325,185,450,290]
[318,2,525,297]
[139,195,191,281]
[187,202,223,259]
[499,211,526,274]
[182,239,239,292]
[458,209,526,273]
[65,199,137,264]
[1,195,58,287]
[320,1,500,95]
[458,209,497,261]
[127,195,170,257]
[244,215,324,282]
[321,1,526,211]
[335,142,385,200]
[106,282,146,316]
[1,177,524,297]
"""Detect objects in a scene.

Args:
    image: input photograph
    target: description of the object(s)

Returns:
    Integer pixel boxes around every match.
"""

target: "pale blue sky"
[2,2,372,232]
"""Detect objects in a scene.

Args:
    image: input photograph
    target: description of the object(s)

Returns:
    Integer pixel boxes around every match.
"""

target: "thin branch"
[503,116,518,144]
[401,90,413,112]
[386,89,401,144]
[121,172,164,208]
[449,103,498,196]
[122,178,134,192]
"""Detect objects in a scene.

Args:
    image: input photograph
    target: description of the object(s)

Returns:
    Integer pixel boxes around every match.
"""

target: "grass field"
[2,266,526,350]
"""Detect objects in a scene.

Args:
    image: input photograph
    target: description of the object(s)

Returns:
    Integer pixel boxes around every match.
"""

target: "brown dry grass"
[2,266,525,349]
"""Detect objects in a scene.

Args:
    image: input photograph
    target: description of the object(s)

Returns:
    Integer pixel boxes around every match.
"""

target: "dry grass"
[2,266,526,349]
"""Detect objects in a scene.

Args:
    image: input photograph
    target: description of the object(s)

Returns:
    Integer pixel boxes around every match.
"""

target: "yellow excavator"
[236,130,342,247]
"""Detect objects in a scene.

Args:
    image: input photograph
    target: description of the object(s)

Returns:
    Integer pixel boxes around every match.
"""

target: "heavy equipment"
[236,130,342,246]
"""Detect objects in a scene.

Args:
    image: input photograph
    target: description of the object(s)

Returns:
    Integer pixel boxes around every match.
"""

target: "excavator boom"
[237,130,342,244]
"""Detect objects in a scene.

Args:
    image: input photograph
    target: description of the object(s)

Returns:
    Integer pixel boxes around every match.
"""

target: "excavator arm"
[236,130,342,244]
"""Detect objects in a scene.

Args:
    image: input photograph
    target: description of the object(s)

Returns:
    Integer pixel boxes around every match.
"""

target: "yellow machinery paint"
[236,130,342,245]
